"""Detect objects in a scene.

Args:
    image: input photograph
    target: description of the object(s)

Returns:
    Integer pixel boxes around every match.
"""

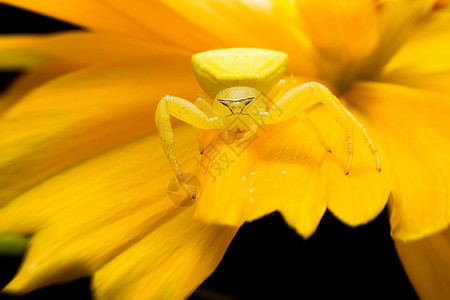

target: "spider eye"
[217,97,254,105]
[240,97,255,105]
[217,97,254,115]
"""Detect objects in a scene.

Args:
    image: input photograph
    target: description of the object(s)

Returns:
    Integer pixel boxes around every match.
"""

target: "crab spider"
[156,48,381,199]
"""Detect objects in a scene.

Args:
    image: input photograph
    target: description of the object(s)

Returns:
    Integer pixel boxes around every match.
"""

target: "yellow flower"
[0,0,449,298]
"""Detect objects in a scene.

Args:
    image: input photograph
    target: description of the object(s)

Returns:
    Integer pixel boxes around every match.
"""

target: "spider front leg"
[236,124,258,146]
[155,95,224,199]
[193,93,214,154]
[263,82,381,175]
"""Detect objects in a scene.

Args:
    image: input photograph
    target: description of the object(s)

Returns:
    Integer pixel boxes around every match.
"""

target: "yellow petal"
[0,36,47,69]
[0,125,195,233]
[394,227,450,299]
[195,78,388,237]
[381,11,450,95]
[0,61,81,113]
[0,32,189,70]
[433,0,449,10]
[96,0,230,52]
[160,0,316,75]
[0,56,198,206]
[93,208,237,300]
[0,1,162,41]
[195,120,326,237]
[1,124,208,294]
[318,109,391,227]
[296,0,379,62]
[381,72,450,98]
[383,11,450,74]
[357,0,436,80]
[346,82,450,241]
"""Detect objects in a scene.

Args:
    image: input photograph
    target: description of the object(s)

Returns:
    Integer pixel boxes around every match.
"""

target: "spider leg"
[221,129,231,144]
[341,105,381,172]
[266,79,287,103]
[236,124,258,146]
[155,95,224,199]
[262,82,380,174]
[298,112,332,153]
[193,93,214,154]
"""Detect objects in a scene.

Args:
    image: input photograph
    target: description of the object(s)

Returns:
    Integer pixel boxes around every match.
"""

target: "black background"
[0,4,417,299]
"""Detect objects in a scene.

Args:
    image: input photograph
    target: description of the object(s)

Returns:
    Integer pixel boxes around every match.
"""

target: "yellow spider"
[156,48,380,199]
